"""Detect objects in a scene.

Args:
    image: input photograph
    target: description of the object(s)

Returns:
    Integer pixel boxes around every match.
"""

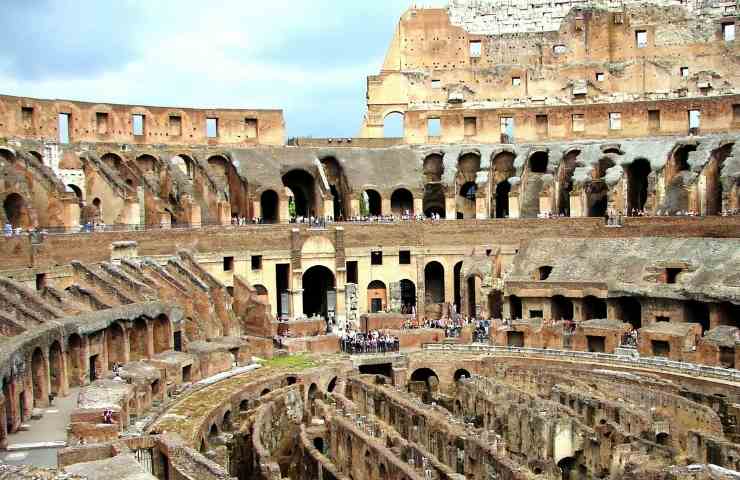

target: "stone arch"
[320,156,350,219]
[170,154,193,179]
[302,265,335,318]
[327,377,337,393]
[209,154,248,218]
[423,183,446,218]
[152,314,171,354]
[106,322,127,369]
[383,111,404,138]
[705,143,734,215]
[458,181,478,219]
[409,367,439,394]
[101,152,123,171]
[67,334,84,387]
[0,147,16,164]
[362,189,382,216]
[48,340,65,397]
[400,279,416,311]
[283,169,316,218]
[457,151,481,180]
[529,151,549,173]
[367,280,387,313]
[557,150,580,216]
[424,261,445,304]
[136,154,158,173]
[3,193,30,228]
[222,410,232,431]
[130,317,149,361]
[390,188,413,216]
[31,347,48,408]
[260,189,279,223]
[454,368,471,381]
[423,153,444,183]
[254,284,268,301]
[626,158,652,215]
[583,296,607,320]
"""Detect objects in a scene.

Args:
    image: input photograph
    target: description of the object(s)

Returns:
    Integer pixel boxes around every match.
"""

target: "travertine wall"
[0,95,285,146]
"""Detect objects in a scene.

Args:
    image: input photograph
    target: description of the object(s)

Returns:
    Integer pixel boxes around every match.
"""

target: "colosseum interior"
[1,0,740,479]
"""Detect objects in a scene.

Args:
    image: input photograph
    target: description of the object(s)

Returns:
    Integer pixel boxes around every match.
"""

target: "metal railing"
[421,343,740,382]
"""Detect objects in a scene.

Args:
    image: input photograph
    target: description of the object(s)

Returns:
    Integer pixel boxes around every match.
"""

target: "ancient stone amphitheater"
[1,0,740,479]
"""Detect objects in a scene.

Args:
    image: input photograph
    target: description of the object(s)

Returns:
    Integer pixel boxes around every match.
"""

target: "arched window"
[383,112,404,138]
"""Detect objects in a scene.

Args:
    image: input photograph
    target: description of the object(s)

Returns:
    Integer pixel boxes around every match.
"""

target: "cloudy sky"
[0,1,446,139]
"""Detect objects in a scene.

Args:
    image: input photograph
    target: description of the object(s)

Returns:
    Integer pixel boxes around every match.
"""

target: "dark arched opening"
[552,295,574,321]
[557,150,580,216]
[509,295,522,319]
[260,190,279,223]
[454,368,471,381]
[529,151,549,173]
[409,368,439,394]
[706,143,734,215]
[222,410,232,431]
[495,181,511,218]
[31,348,47,407]
[153,314,171,354]
[390,188,413,216]
[136,154,157,173]
[626,159,651,215]
[557,457,576,480]
[423,154,444,183]
[327,377,337,392]
[617,297,642,329]
[130,317,149,361]
[106,322,126,369]
[101,153,122,170]
[686,300,710,333]
[282,170,316,218]
[423,184,446,218]
[49,341,64,396]
[363,189,382,216]
[3,193,27,228]
[583,296,607,320]
[453,261,463,314]
[67,334,83,387]
[302,265,335,318]
[458,182,477,219]
[400,279,416,312]
[424,261,445,304]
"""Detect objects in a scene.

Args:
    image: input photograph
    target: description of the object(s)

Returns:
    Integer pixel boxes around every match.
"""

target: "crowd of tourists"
[340,329,400,354]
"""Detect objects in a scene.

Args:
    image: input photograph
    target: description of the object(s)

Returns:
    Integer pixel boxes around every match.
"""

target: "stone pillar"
[381,197,391,216]
[570,192,584,217]
[252,200,261,219]
[279,197,290,223]
[573,298,585,322]
[508,193,520,218]
[0,394,7,449]
[290,288,304,319]
[539,194,552,215]
[145,322,155,359]
[444,262,455,305]
[323,198,333,218]
[475,196,487,219]
[350,197,360,218]
[445,196,456,220]
[413,197,423,216]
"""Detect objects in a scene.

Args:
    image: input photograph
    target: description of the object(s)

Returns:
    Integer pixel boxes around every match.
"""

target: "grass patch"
[262,354,318,370]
